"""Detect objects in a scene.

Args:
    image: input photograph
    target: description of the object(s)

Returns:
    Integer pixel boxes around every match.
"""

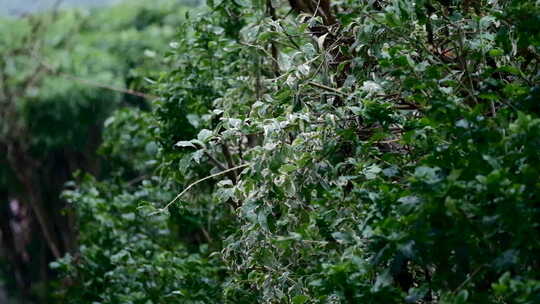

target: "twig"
[158,163,250,212]
[204,151,228,172]
[376,138,400,144]
[453,264,485,293]
[58,72,157,99]
[307,81,346,96]
[127,175,149,186]
[456,27,477,104]
[266,0,280,76]
[41,62,156,99]
[221,143,237,181]
[239,42,280,66]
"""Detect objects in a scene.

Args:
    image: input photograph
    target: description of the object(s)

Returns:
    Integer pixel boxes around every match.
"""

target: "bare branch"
[158,163,250,212]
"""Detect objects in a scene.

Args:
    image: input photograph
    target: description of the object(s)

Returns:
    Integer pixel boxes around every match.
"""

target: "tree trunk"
[7,142,62,260]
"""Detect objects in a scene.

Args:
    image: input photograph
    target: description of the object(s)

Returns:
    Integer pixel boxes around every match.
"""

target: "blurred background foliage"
[1,0,119,17]
[0,0,198,302]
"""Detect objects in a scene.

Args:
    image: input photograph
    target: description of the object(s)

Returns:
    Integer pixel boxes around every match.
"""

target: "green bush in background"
[0,1,196,302]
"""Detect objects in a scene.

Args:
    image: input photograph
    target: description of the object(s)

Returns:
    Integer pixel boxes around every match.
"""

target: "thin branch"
[221,143,238,181]
[127,175,149,186]
[453,264,485,293]
[266,0,280,76]
[239,42,280,66]
[57,72,157,99]
[456,27,477,104]
[376,138,400,144]
[158,163,250,212]
[307,81,346,96]
[41,62,156,99]
[204,151,228,172]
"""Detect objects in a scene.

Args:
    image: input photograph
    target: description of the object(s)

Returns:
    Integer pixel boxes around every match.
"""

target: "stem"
[307,81,346,96]
[204,151,228,172]
[221,143,238,182]
[159,164,250,212]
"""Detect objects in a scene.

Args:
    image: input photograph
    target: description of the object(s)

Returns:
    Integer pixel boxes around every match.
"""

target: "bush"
[59,0,540,303]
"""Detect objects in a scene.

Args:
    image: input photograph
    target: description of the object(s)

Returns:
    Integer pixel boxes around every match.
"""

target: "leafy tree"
[56,0,540,303]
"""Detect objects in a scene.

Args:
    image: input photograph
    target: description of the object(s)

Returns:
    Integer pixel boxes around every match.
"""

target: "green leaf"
[175,141,197,148]
[197,129,213,142]
[279,163,297,173]
[414,166,441,184]
[292,295,309,304]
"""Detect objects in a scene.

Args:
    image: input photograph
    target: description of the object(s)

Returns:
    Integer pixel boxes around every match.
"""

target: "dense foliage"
[0,1,191,302]
[6,0,539,303]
